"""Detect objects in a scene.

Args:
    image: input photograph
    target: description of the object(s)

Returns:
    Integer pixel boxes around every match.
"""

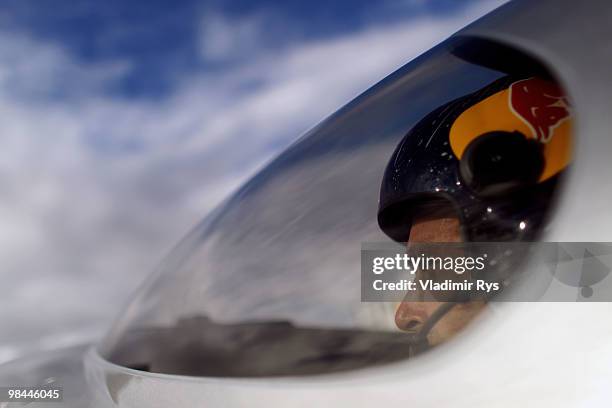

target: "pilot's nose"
[395,301,440,332]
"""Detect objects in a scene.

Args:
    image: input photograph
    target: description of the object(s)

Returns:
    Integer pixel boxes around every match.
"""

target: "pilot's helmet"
[378,42,572,243]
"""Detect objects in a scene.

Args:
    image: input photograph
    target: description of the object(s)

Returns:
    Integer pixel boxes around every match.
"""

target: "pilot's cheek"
[425,301,487,346]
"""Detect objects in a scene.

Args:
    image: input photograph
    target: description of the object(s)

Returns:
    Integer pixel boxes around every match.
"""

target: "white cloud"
[0,32,131,99]
[199,11,271,62]
[0,0,506,362]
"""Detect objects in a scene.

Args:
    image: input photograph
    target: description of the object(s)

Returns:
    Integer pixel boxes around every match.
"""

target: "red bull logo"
[509,77,571,143]
[450,76,572,181]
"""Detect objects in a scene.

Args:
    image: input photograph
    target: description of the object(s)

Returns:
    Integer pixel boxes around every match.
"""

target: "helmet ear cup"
[459,131,544,197]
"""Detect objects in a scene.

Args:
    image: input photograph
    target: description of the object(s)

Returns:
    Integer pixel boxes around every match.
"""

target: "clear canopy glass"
[99,37,569,377]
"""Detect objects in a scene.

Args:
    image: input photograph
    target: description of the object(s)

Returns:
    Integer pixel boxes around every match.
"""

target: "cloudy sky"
[0,0,506,363]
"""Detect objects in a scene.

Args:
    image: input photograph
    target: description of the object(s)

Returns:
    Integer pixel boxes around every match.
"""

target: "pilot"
[377,74,573,347]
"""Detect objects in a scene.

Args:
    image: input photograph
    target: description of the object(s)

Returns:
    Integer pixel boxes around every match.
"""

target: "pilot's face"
[394,216,485,346]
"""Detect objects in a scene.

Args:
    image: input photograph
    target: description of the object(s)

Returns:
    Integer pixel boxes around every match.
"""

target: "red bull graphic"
[509,77,571,143]
[450,76,572,181]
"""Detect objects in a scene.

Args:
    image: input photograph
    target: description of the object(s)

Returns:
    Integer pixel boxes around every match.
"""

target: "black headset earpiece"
[459,131,545,197]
